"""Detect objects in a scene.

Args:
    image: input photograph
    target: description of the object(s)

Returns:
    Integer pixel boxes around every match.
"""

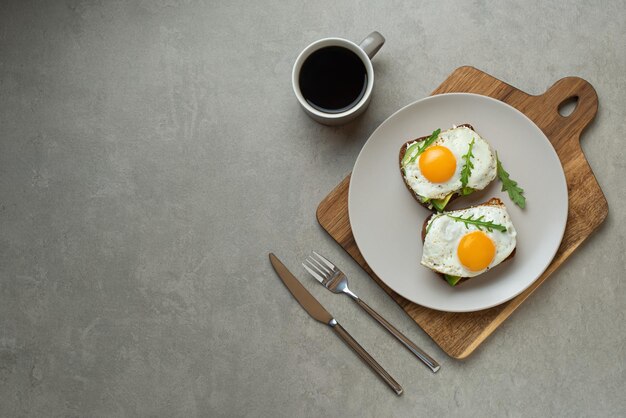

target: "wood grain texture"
[316,66,608,359]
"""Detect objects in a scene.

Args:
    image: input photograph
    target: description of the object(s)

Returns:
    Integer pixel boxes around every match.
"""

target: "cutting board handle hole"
[558,95,579,117]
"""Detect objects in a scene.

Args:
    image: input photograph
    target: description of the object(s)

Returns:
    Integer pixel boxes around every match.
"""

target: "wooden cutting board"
[316,66,608,359]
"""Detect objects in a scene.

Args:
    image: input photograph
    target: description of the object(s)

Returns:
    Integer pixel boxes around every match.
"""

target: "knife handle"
[330,320,403,396]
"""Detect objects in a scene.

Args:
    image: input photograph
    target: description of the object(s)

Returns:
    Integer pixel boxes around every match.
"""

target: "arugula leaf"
[401,142,421,166]
[405,128,441,166]
[418,128,441,154]
[460,187,474,196]
[445,213,508,232]
[496,153,526,209]
[425,214,441,235]
[460,137,475,190]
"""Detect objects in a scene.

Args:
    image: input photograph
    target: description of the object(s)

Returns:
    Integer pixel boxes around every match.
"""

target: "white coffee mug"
[292,32,385,126]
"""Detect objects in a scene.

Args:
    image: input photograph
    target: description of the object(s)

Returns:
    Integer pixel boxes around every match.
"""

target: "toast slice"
[399,124,480,212]
[421,197,517,287]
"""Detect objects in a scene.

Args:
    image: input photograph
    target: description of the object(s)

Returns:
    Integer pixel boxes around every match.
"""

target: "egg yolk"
[457,231,496,272]
[418,145,456,183]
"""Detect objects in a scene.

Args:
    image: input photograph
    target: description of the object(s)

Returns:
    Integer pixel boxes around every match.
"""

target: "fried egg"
[422,201,517,278]
[403,126,497,200]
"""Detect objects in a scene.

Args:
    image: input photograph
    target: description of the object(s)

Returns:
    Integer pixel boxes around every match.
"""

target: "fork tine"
[309,255,332,275]
[306,257,333,279]
[306,257,330,278]
[312,251,335,270]
[302,261,326,283]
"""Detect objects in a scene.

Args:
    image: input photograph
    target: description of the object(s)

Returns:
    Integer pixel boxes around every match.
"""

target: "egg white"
[421,204,517,278]
[403,126,497,200]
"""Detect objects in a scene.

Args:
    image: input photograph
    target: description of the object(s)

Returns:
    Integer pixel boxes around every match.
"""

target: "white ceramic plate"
[349,93,568,312]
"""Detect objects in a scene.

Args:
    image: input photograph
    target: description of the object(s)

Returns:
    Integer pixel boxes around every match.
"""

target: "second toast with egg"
[421,197,517,286]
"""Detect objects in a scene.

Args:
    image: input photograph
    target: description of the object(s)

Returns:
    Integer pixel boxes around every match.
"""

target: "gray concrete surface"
[1,1,624,417]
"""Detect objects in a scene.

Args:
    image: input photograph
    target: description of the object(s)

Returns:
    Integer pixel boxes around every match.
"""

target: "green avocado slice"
[444,274,462,286]
[431,193,454,212]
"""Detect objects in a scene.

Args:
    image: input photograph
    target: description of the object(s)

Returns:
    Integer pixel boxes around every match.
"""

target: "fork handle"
[355,298,440,373]
[330,321,403,396]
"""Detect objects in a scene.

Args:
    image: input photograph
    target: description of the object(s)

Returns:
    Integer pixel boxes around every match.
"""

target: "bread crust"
[421,197,516,286]
[398,124,474,212]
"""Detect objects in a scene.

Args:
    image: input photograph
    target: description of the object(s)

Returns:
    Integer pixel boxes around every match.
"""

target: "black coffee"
[298,46,367,114]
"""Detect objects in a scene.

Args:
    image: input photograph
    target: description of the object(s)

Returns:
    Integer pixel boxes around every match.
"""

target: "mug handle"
[359,31,385,59]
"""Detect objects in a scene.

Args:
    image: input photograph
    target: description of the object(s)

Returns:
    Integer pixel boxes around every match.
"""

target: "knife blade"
[268,253,403,396]
[269,253,333,324]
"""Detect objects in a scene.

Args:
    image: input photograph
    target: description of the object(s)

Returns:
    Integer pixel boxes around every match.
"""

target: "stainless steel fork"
[303,251,440,373]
